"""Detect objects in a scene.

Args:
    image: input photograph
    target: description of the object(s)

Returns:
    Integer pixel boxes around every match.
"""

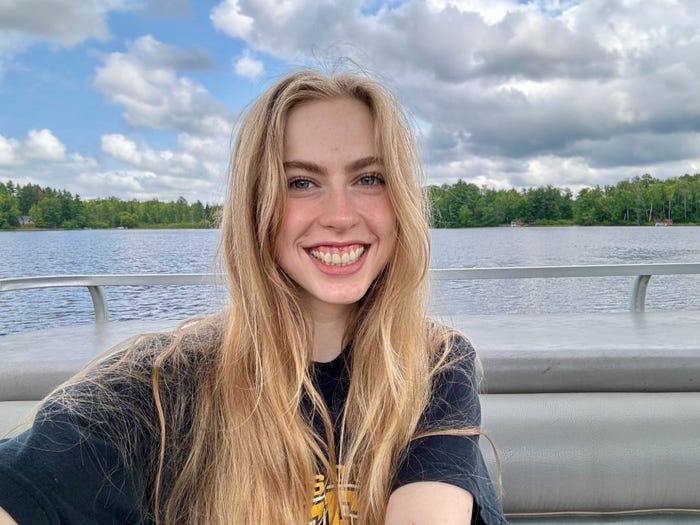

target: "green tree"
[645,183,665,222]
[573,187,606,225]
[435,180,480,227]
[0,192,20,229]
[118,212,139,228]
[64,195,87,229]
[140,199,164,224]
[191,200,205,223]
[523,185,570,222]
[173,196,190,223]
[29,196,63,227]
[17,183,42,215]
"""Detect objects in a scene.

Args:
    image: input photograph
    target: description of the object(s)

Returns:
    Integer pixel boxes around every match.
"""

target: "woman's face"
[275,97,397,317]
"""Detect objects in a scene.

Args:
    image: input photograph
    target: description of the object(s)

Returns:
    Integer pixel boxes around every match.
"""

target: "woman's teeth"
[309,246,365,266]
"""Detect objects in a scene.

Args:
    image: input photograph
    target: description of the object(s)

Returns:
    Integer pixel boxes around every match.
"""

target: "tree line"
[2,173,700,230]
[0,181,221,229]
[428,173,700,227]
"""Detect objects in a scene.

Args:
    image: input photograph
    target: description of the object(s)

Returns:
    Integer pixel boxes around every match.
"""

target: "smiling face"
[275,97,398,319]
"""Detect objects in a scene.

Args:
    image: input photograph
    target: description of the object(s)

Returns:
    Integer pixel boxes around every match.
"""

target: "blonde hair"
[52,69,476,524]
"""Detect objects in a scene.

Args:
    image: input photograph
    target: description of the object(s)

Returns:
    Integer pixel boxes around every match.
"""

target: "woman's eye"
[358,174,384,186]
[288,178,313,190]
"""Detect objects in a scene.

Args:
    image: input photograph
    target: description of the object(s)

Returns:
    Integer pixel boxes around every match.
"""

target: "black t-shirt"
[0,336,506,524]
[311,336,506,525]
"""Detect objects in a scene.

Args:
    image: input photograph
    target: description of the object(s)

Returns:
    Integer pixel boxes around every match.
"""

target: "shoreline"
[3,222,699,232]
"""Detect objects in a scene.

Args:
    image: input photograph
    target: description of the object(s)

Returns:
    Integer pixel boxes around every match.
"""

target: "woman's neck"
[308,302,352,363]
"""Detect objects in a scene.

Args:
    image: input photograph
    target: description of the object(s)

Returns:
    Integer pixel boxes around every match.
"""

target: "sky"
[1,0,699,204]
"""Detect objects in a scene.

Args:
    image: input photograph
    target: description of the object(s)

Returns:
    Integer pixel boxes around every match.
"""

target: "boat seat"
[446,312,700,523]
[451,311,700,393]
[0,320,181,403]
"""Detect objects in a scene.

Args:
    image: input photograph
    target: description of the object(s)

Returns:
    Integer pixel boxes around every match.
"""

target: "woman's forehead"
[283,98,377,164]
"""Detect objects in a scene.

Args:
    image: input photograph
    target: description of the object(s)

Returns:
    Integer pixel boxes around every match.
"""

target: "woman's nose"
[318,187,359,230]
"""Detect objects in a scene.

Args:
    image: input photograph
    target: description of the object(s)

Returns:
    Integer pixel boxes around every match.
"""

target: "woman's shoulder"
[41,316,224,430]
[97,315,224,377]
[425,318,476,366]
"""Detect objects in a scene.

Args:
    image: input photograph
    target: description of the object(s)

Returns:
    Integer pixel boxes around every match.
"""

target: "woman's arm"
[385,481,473,524]
[0,507,18,525]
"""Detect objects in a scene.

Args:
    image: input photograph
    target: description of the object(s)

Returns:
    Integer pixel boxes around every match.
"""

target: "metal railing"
[0,274,219,323]
[429,263,700,313]
[2,263,700,322]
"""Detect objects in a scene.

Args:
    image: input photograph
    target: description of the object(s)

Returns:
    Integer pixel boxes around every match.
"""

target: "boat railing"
[2,262,700,322]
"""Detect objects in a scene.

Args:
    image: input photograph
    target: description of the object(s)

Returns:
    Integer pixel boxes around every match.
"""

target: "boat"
[2,264,700,523]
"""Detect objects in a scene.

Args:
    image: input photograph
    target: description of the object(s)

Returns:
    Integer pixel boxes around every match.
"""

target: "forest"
[429,173,700,227]
[0,181,220,230]
[1,173,700,230]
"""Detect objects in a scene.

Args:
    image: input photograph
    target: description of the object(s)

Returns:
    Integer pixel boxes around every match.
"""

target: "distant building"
[655,218,673,226]
[19,216,34,226]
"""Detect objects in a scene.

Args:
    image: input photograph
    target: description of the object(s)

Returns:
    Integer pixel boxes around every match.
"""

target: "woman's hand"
[385,481,473,524]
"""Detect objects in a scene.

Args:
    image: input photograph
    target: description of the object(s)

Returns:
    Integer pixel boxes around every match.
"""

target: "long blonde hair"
[53,69,472,524]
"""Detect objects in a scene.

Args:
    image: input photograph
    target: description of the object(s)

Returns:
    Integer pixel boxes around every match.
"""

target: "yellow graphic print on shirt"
[310,465,357,525]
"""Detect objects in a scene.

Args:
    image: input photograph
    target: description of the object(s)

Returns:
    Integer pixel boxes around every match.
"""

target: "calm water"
[1,227,699,335]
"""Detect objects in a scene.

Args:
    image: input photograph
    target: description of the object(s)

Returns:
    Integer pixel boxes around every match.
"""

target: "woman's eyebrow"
[346,156,383,171]
[283,160,326,174]
[283,157,383,174]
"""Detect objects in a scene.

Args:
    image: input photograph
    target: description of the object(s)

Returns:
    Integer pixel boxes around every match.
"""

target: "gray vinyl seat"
[2,311,700,523]
[448,311,700,524]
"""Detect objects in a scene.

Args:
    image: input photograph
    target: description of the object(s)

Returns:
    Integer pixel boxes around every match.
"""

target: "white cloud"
[100,132,229,199]
[425,0,524,24]
[424,149,700,196]
[77,170,156,194]
[73,168,222,202]
[0,129,101,196]
[5,1,700,202]
[94,35,233,136]
[0,129,67,164]
[0,0,128,46]
[101,134,211,176]
[24,129,67,161]
[0,135,20,165]
[177,133,230,162]
[2,31,233,203]
[124,34,214,70]
[207,0,615,83]
[427,154,524,189]
[208,0,700,190]
[0,0,131,74]
[234,51,264,78]
[210,0,256,39]
[0,128,227,202]
[101,134,141,163]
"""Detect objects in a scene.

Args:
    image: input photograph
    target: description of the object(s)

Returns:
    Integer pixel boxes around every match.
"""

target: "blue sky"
[1,0,699,203]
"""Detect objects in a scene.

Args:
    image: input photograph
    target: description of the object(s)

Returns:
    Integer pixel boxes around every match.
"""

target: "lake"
[1,226,699,335]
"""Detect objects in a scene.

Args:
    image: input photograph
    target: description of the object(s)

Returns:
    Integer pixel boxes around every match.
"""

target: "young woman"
[0,70,507,524]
